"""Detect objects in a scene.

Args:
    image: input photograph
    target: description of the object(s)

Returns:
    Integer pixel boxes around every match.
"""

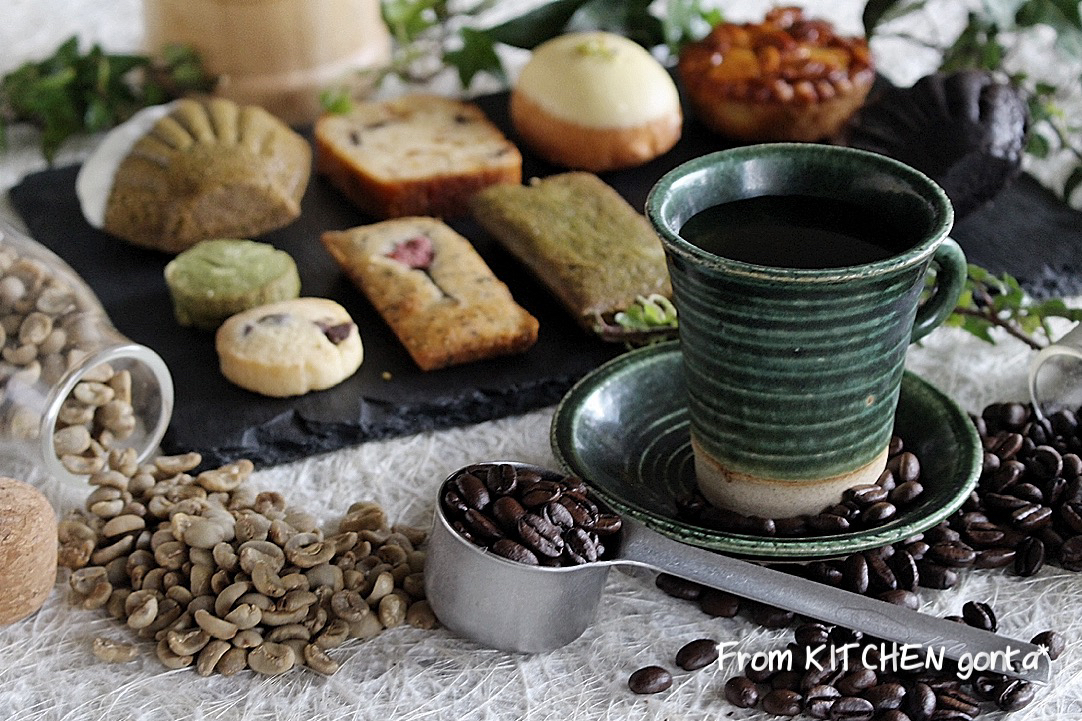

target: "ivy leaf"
[1065,164,1082,200]
[382,0,443,43]
[863,0,925,36]
[486,0,593,49]
[1015,0,1082,57]
[444,27,504,88]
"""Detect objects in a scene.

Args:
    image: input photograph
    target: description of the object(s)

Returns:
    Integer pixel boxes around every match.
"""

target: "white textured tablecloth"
[2,2,1082,719]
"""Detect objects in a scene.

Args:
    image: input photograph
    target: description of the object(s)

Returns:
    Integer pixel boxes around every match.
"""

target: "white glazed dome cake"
[510,31,682,172]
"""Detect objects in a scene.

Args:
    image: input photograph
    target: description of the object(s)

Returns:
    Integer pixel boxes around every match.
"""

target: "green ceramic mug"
[646,143,966,518]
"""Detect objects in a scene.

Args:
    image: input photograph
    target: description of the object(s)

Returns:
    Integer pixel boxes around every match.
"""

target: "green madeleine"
[164,238,301,330]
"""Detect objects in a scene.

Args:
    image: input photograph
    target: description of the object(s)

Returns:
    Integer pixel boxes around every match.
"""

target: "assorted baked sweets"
[314,94,521,219]
[215,298,363,397]
[321,217,539,371]
[470,172,671,335]
[76,98,311,253]
[511,31,682,172]
[678,6,875,142]
[164,238,301,330]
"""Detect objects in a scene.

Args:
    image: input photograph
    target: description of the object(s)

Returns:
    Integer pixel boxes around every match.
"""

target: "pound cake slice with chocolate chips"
[321,217,538,371]
[314,94,522,219]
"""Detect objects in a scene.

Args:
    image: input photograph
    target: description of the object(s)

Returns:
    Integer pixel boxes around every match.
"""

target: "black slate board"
[10,91,1082,469]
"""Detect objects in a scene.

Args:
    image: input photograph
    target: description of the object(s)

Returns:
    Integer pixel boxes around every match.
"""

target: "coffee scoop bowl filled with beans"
[425,461,1052,683]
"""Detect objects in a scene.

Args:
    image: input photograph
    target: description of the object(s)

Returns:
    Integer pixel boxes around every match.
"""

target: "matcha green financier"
[164,238,301,330]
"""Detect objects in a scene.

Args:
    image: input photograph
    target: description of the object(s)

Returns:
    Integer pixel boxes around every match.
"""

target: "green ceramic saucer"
[550,341,981,561]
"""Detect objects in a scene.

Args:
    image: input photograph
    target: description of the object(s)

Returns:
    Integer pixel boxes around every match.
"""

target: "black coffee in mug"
[679,194,918,269]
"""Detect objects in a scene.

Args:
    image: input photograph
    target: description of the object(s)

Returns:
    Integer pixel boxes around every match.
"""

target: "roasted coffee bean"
[655,573,702,601]
[675,638,718,671]
[806,561,845,586]
[973,545,1012,567]
[747,601,794,628]
[989,431,1025,460]
[927,541,976,568]
[829,695,875,721]
[916,560,958,589]
[484,463,518,495]
[862,501,897,525]
[556,495,596,528]
[888,435,905,455]
[890,480,924,505]
[563,527,600,565]
[1031,629,1066,660]
[995,678,1036,711]
[807,513,851,534]
[903,539,930,560]
[1059,500,1082,533]
[877,589,920,609]
[961,600,996,632]
[835,668,876,696]
[846,484,888,506]
[774,516,808,536]
[490,539,538,565]
[961,521,1005,547]
[923,524,960,545]
[627,665,672,694]
[935,687,981,717]
[1025,417,1055,445]
[877,468,898,491]
[888,452,921,483]
[972,673,1005,699]
[463,508,503,541]
[1014,535,1045,576]
[542,500,574,530]
[491,496,527,530]
[905,682,937,721]
[842,554,869,594]
[1010,502,1053,532]
[696,587,740,617]
[865,552,897,592]
[804,683,841,719]
[1057,533,1082,571]
[888,549,920,591]
[762,689,803,716]
[801,664,844,693]
[724,676,760,708]
[442,490,469,515]
[593,513,622,535]
[519,480,562,508]
[1039,526,1066,555]
[1028,444,1063,479]
[986,460,1025,493]
[772,670,804,692]
[1009,481,1045,504]
[1063,452,1082,479]
[517,513,564,558]
[795,622,832,648]
[453,472,490,510]
[863,682,906,711]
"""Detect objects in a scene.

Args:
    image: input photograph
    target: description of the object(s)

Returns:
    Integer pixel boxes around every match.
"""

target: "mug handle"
[911,238,967,343]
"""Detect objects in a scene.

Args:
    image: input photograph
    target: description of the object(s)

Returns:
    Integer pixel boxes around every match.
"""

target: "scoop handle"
[616,517,1051,684]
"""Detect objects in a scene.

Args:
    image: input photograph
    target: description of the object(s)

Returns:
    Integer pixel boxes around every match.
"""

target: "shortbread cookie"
[215,298,363,397]
[314,94,521,219]
[164,238,301,330]
[321,217,538,371]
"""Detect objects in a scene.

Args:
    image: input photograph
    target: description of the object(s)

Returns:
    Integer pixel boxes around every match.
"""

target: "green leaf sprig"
[0,37,214,162]
[594,294,679,346]
[946,264,1082,349]
[368,0,719,94]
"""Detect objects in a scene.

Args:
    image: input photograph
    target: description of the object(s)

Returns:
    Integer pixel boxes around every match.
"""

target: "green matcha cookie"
[164,238,301,330]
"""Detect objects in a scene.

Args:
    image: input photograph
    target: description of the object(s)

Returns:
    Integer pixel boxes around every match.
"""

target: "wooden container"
[143,0,391,124]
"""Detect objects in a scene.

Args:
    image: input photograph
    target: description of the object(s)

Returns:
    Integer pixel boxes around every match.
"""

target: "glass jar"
[142,0,392,125]
[0,218,173,489]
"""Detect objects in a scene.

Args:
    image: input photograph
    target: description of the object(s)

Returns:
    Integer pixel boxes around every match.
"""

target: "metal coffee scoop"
[424,463,1051,684]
